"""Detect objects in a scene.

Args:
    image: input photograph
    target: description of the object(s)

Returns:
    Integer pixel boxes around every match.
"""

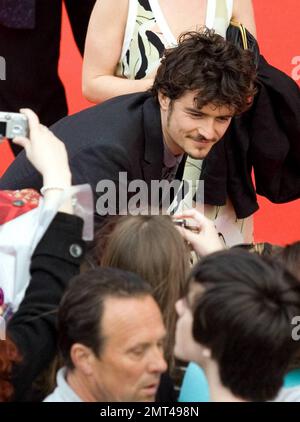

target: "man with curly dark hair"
[0,29,257,221]
[151,29,257,160]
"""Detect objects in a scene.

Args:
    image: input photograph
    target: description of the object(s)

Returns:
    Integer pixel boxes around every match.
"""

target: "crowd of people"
[0,0,300,402]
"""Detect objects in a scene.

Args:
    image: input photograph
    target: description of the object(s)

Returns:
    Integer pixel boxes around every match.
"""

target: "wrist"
[43,171,72,188]
[40,184,76,216]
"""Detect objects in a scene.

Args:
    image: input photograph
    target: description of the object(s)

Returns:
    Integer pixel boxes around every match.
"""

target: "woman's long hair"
[98,215,190,369]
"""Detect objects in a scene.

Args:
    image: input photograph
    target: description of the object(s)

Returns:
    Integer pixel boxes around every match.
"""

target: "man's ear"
[202,347,212,360]
[70,343,97,376]
[158,91,171,111]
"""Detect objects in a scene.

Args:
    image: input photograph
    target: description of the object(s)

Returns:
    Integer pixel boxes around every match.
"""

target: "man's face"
[174,283,205,364]
[91,295,167,402]
[159,91,234,159]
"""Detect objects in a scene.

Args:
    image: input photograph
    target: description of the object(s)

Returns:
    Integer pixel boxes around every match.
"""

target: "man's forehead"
[176,97,235,116]
[101,295,165,340]
[175,90,235,114]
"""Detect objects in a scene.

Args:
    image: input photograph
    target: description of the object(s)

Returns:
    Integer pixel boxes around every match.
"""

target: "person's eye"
[157,340,165,351]
[189,112,204,119]
[217,116,231,123]
[130,347,145,358]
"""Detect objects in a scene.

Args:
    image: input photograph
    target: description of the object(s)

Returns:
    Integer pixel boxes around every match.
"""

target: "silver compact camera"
[0,112,29,139]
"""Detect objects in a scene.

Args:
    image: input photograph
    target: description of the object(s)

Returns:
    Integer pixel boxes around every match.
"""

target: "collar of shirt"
[163,141,183,168]
[44,367,83,402]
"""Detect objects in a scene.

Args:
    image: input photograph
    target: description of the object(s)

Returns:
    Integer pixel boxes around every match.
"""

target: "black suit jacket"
[0,93,166,219]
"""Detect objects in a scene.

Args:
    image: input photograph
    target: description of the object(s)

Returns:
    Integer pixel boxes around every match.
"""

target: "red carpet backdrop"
[0,0,299,244]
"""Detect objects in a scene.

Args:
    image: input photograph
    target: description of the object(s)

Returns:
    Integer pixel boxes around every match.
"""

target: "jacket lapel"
[141,96,164,186]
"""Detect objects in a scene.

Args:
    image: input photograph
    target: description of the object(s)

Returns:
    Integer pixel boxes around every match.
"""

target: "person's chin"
[187,150,209,160]
[190,143,214,159]
[139,388,158,402]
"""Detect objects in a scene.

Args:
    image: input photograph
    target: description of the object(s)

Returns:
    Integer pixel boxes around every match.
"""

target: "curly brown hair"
[151,28,257,114]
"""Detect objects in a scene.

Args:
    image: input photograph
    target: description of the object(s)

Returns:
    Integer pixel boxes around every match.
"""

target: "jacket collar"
[142,96,164,184]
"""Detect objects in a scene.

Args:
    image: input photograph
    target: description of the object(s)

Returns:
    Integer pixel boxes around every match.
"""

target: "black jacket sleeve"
[202,54,300,219]
[8,212,85,401]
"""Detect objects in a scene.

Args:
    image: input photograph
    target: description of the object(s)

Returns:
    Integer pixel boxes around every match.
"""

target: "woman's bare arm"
[232,0,257,37]
[82,0,154,104]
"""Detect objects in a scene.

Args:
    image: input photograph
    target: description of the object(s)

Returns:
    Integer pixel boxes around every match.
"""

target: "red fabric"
[0,189,40,225]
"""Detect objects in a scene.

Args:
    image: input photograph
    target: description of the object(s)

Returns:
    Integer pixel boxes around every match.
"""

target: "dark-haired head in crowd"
[276,242,300,282]
[275,242,300,370]
[44,268,167,402]
[175,249,300,402]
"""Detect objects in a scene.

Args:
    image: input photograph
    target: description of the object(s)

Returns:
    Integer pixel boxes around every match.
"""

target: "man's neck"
[160,111,184,157]
[163,135,183,157]
[204,361,248,403]
[67,369,98,402]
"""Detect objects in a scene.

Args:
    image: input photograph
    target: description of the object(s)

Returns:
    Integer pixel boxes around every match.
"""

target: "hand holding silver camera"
[0,112,29,140]
[173,218,200,233]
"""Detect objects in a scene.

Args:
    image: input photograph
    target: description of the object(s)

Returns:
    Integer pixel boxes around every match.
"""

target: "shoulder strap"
[230,20,249,49]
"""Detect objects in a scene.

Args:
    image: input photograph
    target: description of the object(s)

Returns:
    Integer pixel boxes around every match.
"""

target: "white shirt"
[43,367,83,402]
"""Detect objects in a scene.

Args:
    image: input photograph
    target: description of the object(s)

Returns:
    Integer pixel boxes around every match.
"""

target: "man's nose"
[148,348,168,374]
[197,119,216,140]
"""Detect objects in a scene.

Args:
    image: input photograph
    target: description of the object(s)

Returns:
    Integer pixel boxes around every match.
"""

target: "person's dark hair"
[275,242,300,281]
[58,268,152,369]
[151,28,257,114]
[189,248,300,402]
[274,242,300,369]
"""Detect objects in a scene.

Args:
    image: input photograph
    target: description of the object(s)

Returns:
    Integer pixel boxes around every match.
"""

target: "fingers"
[173,208,208,229]
[12,136,30,150]
[19,108,40,134]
